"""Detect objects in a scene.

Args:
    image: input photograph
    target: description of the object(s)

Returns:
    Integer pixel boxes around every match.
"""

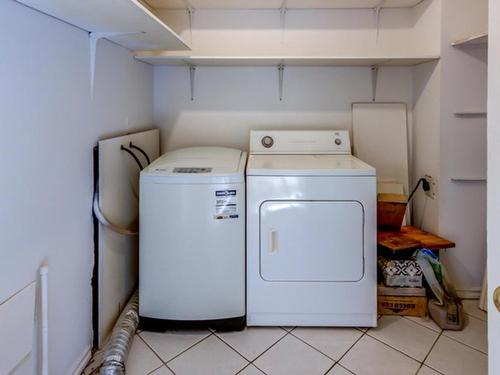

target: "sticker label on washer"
[216,190,236,197]
[214,190,239,220]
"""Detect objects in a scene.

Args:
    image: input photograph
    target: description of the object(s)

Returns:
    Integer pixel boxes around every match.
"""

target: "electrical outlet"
[424,175,437,199]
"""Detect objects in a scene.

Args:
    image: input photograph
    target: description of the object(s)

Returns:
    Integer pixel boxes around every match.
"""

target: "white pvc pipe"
[40,264,49,375]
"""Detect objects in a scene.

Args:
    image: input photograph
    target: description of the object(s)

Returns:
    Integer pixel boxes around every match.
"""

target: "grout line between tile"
[439,314,488,354]
[401,316,442,333]
[464,310,487,322]
[438,332,488,356]
[364,332,425,364]
[462,300,488,322]
[288,329,355,362]
[139,330,213,369]
[337,363,356,374]
[330,329,368,374]
[136,334,171,373]
[246,331,295,375]
[422,362,447,375]
[464,312,487,322]
[415,330,444,375]
[368,315,444,363]
[234,363,252,375]
[417,364,446,375]
[385,315,443,334]
[328,362,356,375]
[145,364,164,375]
[423,364,447,375]
[457,313,486,324]
[166,332,214,364]
[214,327,288,364]
[211,332,252,366]
[164,362,177,375]
[322,361,337,375]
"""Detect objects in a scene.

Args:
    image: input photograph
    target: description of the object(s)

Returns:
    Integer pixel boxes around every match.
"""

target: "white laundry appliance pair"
[246,130,377,327]
[139,130,377,329]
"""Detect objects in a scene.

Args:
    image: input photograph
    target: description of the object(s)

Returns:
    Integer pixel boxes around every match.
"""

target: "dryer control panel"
[249,130,351,155]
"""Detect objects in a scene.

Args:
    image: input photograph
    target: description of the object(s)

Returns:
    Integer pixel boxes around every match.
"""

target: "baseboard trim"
[457,288,482,299]
[68,345,91,375]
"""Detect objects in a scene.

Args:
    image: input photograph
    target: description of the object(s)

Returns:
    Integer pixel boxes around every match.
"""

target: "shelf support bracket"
[280,0,287,43]
[374,0,385,43]
[371,64,379,102]
[184,0,195,43]
[278,63,285,101]
[188,64,196,101]
[89,31,143,99]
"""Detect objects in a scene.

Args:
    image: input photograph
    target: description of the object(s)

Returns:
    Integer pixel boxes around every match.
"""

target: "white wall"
[488,0,500,371]
[411,60,441,233]
[438,0,488,295]
[0,1,153,374]
[411,0,489,295]
[154,65,413,152]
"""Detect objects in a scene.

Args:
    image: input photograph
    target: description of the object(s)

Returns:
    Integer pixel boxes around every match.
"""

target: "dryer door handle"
[269,230,279,253]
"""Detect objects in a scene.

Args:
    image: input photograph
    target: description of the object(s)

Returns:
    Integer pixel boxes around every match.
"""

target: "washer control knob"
[261,136,274,148]
[334,138,342,146]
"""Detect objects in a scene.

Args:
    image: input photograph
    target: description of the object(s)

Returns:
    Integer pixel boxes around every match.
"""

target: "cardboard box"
[378,295,428,317]
[377,193,408,230]
[377,285,426,297]
[378,257,423,288]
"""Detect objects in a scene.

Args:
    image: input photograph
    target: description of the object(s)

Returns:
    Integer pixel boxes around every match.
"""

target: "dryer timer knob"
[334,138,342,145]
[262,136,274,148]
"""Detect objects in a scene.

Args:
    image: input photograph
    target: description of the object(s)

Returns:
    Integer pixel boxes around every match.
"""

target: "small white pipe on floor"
[40,264,49,375]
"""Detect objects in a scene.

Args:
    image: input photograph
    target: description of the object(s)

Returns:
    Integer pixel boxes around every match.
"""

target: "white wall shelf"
[16,0,191,51]
[450,177,487,182]
[133,54,440,67]
[145,0,425,10]
[454,112,487,118]
[451,33,488,48]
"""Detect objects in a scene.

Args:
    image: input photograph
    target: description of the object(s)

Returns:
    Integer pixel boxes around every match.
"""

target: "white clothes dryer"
[246,130,377,327]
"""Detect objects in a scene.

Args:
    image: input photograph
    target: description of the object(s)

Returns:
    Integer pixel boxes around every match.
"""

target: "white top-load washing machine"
[246,130,377,327]
[139,147,247,330]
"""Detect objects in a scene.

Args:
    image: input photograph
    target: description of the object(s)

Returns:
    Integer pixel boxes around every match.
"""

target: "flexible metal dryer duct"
[83,291,139,375]
[100,291,139,375]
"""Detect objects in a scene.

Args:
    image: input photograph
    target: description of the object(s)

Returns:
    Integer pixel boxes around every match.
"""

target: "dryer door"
[260,200,364,282]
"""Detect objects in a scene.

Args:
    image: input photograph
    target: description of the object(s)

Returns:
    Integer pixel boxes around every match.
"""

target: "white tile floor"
[127,305,488,375]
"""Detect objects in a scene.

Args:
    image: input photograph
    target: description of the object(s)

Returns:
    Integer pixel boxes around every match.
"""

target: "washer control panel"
[173,167,212,173]
[250,130,351,154]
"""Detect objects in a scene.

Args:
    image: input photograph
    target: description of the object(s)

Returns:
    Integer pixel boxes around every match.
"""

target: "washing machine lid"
[142,147,247,183]
[246,154,375,176]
